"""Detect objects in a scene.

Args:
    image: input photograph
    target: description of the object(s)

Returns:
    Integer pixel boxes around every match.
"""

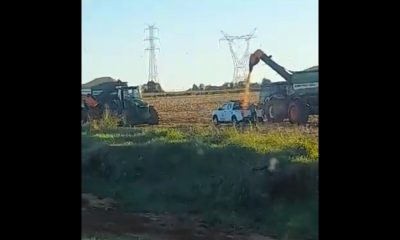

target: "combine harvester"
[249,49,318,124]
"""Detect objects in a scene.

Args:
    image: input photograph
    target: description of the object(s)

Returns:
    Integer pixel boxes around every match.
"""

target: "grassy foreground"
[82,124,318,239]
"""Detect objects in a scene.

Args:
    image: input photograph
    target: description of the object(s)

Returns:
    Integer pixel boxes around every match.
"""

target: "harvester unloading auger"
[249,49,318,124]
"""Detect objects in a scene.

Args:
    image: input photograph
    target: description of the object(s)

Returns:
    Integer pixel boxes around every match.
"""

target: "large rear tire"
[148,106,159,125]
[288,99,309,125]
[265,100,285,123]
[121,105,141,127]
[121,110,132,127]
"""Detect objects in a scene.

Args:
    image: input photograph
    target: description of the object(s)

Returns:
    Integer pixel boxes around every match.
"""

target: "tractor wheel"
[265,101,285,122]
[288,99,309,125]
[121,111,129,127]
[148,106,159,125]
[121,110,134,127]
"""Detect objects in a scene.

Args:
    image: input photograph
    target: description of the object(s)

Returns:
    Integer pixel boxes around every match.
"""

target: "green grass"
[86,126,318,161]
[82,125,318,239]
[87,106,120,132]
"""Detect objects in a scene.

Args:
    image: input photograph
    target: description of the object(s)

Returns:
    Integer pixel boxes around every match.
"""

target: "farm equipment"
[82,80,159,126]
[249,49,318,124]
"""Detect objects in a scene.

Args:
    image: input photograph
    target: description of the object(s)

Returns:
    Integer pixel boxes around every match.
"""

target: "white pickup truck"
[212,101,264,124]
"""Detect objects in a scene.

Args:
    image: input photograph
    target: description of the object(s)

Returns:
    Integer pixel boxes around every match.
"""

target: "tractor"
[82,80,159,126]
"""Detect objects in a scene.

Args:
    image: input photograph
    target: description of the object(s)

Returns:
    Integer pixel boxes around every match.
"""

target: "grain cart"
[249,49,318,124]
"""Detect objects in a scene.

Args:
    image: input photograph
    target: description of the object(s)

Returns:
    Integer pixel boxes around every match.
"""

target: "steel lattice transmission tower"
[220,29,256,85]
[145,25,160,83]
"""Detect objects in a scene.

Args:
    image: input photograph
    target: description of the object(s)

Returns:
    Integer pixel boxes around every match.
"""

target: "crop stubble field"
[143,91,318,127]
[144,92,259,125]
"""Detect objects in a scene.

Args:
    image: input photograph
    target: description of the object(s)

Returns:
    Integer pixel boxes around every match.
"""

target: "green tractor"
[82,80,159,126]
[249,49,318,124]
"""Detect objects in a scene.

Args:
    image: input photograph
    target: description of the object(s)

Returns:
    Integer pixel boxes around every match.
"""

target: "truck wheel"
[212,115,219,125]
[231,116,238,126]
[266,102,284,123]
[288,100,309,125]
[148,106,159,125]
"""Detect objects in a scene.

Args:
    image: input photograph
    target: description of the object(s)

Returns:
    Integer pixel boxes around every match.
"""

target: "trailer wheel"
[288,100,309,125]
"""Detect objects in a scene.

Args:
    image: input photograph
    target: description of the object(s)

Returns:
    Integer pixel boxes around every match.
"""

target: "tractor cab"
[116,86,148,110]
[117,86,142,101]
[90,82,145,111]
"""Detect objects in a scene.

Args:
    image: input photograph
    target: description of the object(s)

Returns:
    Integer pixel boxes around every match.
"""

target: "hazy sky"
[82,0,318,91]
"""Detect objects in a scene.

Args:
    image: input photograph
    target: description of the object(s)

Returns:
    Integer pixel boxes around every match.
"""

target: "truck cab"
[212,101,241,123]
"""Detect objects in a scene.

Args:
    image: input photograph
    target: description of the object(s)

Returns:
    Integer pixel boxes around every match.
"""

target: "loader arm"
[249,49,293,85]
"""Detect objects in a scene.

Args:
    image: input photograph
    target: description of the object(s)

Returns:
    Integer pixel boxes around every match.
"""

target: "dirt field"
[143,92,259,125]
[82,209,276,240]
[143,91,318,127]
[82,193,277,240]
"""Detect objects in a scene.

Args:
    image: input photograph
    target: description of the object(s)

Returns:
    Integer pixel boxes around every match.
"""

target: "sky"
[82,0,318,91]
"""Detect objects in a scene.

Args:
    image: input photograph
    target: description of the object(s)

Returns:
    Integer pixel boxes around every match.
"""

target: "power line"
[220,29,256,85]
[144,25,160,83]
